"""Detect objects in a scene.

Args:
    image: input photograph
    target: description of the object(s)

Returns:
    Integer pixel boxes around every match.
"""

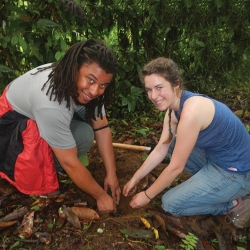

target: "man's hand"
[104,174,121,205]
[96,192,117,213]
[92,116,121,205]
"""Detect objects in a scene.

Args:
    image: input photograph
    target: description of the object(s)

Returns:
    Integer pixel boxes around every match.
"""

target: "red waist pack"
[0,87,59,195]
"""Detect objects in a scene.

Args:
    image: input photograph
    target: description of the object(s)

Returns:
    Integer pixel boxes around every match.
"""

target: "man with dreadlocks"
[123,57,250,229]
[0,39,120,212]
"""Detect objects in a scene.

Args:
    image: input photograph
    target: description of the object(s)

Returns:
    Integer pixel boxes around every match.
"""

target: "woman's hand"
[123,178,139,197]
[129,191,151,209]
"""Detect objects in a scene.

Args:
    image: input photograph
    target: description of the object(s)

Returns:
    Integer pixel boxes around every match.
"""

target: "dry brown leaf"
[0,179,17,196]
[18,211,35,239]
[123,139,135,145]
[56,208,67,228]
[154,214,169,236]
[61,205,81,229]
[0,220,17,228]
[2,206,29,222]
[30,198,51,210]
[70,206,100,221]
[34,232,52,245]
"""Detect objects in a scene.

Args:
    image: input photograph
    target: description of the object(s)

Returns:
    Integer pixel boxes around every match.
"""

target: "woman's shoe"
[227,196,250,228]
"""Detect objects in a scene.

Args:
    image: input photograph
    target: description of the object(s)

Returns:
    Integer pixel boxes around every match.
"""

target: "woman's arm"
[128,100,207,208]
[123,109,178,197]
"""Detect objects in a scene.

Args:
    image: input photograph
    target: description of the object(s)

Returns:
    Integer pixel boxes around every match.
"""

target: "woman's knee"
[161,192,181,215]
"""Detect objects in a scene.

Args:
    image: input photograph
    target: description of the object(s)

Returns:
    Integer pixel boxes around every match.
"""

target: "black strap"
[93,124,109,132]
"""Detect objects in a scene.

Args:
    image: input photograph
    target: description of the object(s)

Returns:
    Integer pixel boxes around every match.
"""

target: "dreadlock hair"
[141,57,184,144]
[39,39,119,120]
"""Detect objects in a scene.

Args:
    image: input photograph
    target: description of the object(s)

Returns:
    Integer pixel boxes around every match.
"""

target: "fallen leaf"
[0,220,17,228]
[1,206,29,222]
[18,210,35,239]
[140,217,159,239]
[30,199,51,210]
[166,224,187,239]
[0,179,17,196]
[56,207,66,228]
[154,214,169,236]
[152,227,159,239]
[140,217,151,229]
[61,205,81,229]
[34,232,52,245]
[70,206,100,221]
[120,228,153,239]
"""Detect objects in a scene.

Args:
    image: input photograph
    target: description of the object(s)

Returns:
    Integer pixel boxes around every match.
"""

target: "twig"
[127,238,153,247]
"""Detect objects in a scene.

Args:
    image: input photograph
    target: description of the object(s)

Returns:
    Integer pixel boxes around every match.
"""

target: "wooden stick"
[93,141,151,152]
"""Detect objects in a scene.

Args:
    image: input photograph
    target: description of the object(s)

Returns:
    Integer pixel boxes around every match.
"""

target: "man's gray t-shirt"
[6,63,105,149]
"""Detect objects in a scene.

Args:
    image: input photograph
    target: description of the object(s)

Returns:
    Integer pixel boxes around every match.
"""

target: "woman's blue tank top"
[174,91,250,173]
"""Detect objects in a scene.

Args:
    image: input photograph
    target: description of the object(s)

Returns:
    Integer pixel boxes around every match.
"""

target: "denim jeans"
[161,137,250,216]
[53,119,94,172]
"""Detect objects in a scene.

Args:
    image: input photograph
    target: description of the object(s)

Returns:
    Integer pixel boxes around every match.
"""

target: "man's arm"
[91,116,121,204]
[51,145,116,212]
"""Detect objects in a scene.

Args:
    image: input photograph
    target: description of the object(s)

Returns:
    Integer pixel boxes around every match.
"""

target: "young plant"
[180,232,199,250]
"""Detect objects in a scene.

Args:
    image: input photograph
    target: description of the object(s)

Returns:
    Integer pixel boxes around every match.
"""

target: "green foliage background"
[1,0,250,117]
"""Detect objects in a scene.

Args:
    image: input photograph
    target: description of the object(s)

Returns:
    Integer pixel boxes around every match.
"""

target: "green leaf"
[47,223,54,228]
[230,43,238,53]
[182,239,189,244]
[60,38,68,52]
[31,205,40,211]
[18,35,27,51]
[1,41,7,48]
[121,120,128,126]
[141,153,148,161]
[7,6,26,14]
[136,128,150,138]
[0,65,13,72]
[131,85,143,95]
[165,27,171,34]
[196,41,206,47]
[83,225,90,230]
[37,19,59,27]
[11,35,19,45]
[190,241,197,246]
[55,51,64,61]
[120,228,153,239]
[154,246,166,250]
[9,241,20,250]
[79,153,89,166]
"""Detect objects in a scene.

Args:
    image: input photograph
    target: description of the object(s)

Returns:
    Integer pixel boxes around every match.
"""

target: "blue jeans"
[161,138,250,216]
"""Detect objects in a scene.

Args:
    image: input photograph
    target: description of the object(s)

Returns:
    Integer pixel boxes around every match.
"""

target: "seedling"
[180,232,198,250]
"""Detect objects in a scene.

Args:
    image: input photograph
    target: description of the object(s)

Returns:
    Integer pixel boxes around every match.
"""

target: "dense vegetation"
[1,0,250,117]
